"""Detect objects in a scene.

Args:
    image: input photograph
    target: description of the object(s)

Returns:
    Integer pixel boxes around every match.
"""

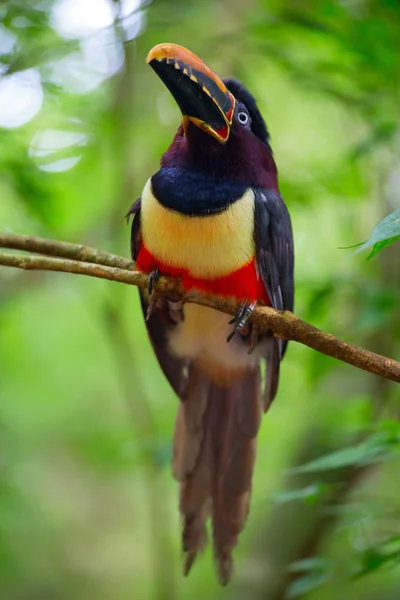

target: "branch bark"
[1,232,399,383]
[0,232,133,270]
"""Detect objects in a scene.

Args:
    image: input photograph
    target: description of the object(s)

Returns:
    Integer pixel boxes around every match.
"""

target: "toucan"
[127,43,294,584]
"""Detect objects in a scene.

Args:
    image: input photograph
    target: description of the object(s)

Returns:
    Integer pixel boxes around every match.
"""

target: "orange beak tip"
[146,43,186,64]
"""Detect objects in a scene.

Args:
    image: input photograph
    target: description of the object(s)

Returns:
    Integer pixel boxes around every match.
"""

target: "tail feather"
[172,367,209,480]
[172,366,212,574]
[180,454,211,575]
[173,366,262,583]
[211,369,262,584]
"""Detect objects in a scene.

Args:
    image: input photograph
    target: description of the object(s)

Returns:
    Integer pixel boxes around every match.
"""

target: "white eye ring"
[238,111,249,125]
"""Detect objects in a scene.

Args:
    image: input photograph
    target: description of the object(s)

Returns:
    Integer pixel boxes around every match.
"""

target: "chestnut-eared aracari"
[127,43,294,584]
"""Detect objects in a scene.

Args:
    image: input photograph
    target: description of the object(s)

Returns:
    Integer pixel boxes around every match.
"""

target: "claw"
[227,301,256,343]
[248,325,259,354]
[228,305,246,325]
[147,267,160,295]
[168,299,184,324]
[146,297,157,321]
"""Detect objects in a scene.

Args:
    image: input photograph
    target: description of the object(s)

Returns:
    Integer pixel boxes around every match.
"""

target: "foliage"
[352,209,400,259]
[287,559,330,599]
[292,423,400,474]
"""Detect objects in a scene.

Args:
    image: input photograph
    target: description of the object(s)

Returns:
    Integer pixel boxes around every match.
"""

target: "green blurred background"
[0,0,399,598]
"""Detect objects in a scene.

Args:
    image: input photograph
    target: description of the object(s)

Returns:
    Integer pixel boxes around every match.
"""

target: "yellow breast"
[140,178,256,279]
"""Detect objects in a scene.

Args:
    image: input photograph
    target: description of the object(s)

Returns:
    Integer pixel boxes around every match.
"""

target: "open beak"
[146,43,235,143]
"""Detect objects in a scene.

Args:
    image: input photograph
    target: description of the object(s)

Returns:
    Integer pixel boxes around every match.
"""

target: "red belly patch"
[136,243,270,303]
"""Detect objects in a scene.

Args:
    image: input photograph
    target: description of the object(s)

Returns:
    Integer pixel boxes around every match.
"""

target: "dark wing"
[254,189,294,407]
[127,198,189,399]
[127,198,142,260]
[254,189,294,316]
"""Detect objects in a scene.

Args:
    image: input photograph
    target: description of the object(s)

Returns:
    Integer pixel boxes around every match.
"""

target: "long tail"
[172,366,262,584]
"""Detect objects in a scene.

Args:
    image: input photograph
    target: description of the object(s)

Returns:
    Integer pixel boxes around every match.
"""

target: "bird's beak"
[147,43,235,143]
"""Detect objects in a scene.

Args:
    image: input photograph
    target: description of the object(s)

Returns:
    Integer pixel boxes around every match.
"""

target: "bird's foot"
[146,290,184,325]
[147,267,160,295]
[146,296,158,321]
[248,325,260,354]
[145,267,161,321]
[227,301,256,343]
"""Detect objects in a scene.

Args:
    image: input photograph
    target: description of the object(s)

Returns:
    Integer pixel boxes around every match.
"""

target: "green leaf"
[286,558,330,598]
[286,572,330,598]
[290,444,378,473]
[367,237,400,258]
[351,209,400,258]
[290,433,400,474]
[288,558,328,573]
[274,483,326,504]
[354,542,400,578]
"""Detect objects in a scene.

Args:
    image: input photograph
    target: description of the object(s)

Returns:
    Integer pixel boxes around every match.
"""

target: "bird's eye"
[238,111,249,126]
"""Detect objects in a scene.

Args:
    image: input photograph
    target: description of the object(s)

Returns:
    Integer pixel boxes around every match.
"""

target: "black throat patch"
[151,167,250,216]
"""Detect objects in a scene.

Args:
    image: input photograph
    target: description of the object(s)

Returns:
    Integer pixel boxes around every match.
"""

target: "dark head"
[147,43,278,192]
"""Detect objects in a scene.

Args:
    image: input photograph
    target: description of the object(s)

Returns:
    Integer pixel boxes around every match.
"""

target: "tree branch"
[1,232,399,383]
[0,232,133,270]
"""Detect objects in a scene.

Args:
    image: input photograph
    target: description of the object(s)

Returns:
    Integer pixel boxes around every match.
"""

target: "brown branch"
[0,232,133,270]
[0,233,399,384]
